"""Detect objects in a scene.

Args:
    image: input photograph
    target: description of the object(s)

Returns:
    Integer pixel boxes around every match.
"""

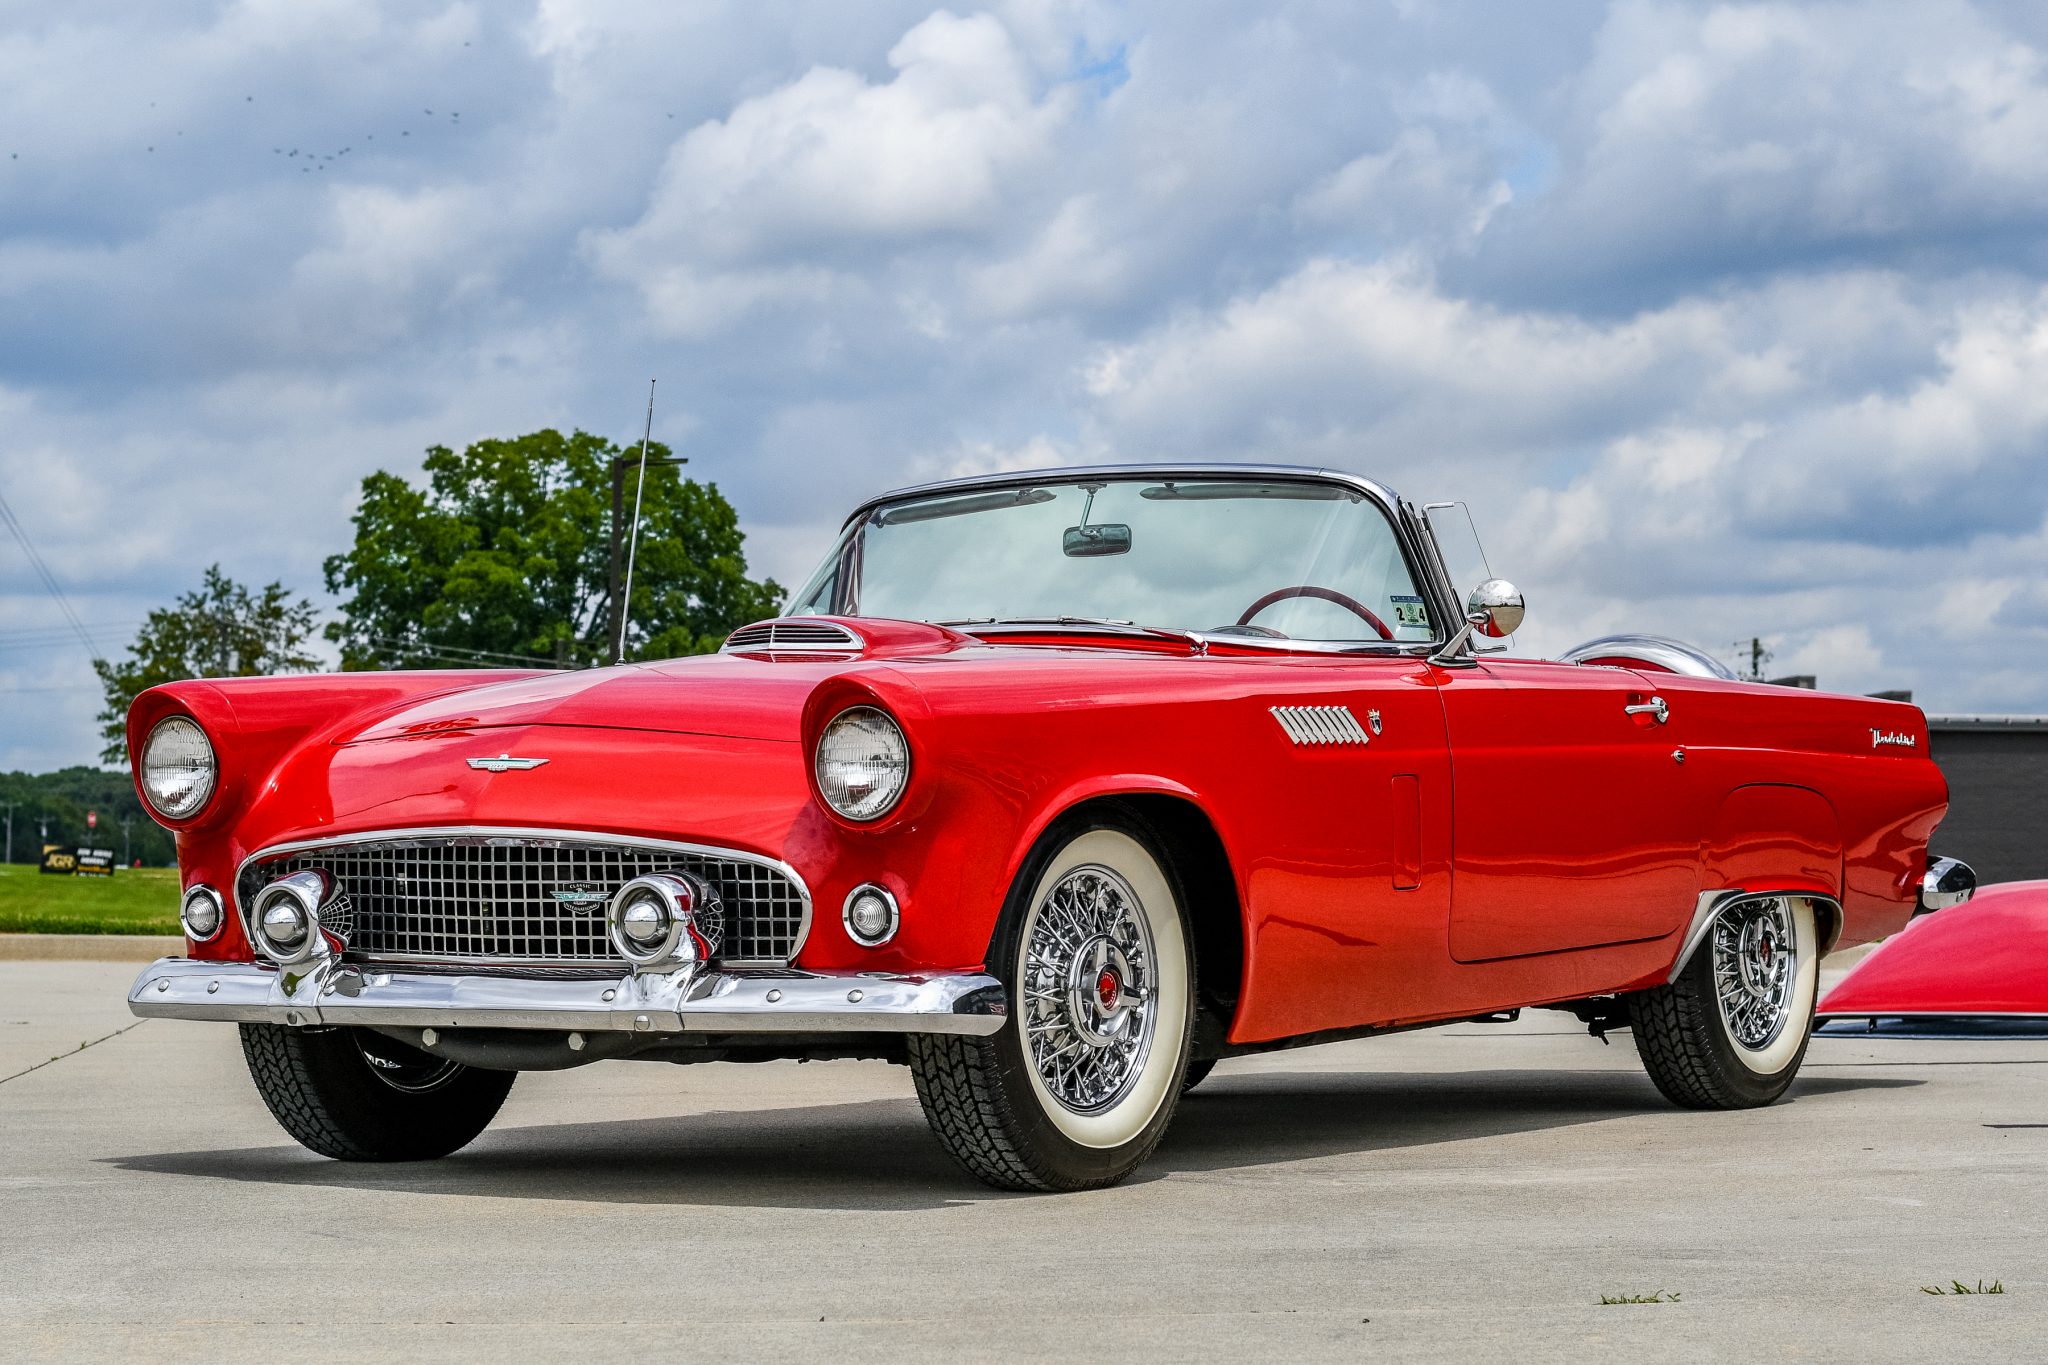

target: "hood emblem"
[1368,709,1383,736]
[467,754,550,772]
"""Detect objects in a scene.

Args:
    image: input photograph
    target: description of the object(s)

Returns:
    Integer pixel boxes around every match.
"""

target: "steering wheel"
[1237,585,1394,641]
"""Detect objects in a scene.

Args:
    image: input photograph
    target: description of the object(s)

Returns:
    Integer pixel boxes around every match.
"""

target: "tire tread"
[239,1024,513,1162]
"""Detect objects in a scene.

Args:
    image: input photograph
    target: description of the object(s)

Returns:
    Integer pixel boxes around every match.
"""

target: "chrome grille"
[237,833,808,966]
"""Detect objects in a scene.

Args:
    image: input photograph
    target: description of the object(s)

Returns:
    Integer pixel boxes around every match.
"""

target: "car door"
[1433,658,1700,962]
[1228,654,1455,1041]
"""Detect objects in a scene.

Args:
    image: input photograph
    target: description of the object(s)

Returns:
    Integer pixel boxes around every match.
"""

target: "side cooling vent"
[1271,705,1372,747]
[721,618,865,656]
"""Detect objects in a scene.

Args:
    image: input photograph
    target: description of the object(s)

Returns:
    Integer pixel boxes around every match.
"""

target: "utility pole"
[607,452,687,665]
[1736,636,1773,683]
[2,801,14,866]
[120,814,132,867]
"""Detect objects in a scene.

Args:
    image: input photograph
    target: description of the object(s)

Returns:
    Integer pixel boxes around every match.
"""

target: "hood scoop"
[721,618,864,658]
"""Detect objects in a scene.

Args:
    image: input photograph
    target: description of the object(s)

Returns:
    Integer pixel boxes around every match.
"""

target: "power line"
[0,489,102,663]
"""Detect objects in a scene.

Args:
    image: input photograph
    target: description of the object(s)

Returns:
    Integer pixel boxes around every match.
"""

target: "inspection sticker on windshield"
[1390,595,1429,629]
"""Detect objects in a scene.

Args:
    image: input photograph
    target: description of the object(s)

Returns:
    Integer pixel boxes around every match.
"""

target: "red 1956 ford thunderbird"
[125,464,1969,1190]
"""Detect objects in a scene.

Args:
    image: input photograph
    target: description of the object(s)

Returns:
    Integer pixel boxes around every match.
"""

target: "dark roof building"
[1928,716,2048,884]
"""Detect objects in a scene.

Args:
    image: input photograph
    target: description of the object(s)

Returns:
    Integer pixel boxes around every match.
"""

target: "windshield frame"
[803,464,1465,656]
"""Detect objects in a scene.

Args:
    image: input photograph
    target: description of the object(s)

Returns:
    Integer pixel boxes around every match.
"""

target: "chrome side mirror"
[1466,579,1525,638]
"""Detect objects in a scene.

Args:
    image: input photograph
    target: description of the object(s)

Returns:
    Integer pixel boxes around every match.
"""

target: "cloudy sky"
[4,0,2048,770]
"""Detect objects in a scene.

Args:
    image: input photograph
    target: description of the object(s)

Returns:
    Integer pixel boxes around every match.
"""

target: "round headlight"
[180,886,224,943]
[815,706,910,821]
[140,716,217,820]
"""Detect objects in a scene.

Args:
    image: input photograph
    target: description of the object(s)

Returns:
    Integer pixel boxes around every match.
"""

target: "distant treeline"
[0,768,175,866]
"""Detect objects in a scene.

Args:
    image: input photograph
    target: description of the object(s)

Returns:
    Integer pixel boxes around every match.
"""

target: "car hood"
[343,619,991,746]
[347,656,838,745]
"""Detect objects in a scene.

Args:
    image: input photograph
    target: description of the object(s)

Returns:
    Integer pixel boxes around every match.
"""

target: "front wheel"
[240,1024,515,1161]
[1627,895,1819,1109]
[909,816,1194,1191]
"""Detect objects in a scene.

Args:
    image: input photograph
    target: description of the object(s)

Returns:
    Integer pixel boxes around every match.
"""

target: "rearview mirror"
[1063,523,1132,557]
[1466,579,1525,637]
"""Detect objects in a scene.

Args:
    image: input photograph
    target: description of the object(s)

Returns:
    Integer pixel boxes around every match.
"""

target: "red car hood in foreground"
[1818,880,2048,1019]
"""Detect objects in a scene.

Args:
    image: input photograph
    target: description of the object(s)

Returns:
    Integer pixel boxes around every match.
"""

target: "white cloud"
[587,9,1073,331]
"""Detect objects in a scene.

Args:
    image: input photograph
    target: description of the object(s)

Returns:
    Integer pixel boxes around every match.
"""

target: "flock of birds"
[7,81,479,170]
[274,106,464,172]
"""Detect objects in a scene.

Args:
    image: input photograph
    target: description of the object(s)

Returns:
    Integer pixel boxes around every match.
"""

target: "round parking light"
[842,884,900,948]
[180,886,224,943]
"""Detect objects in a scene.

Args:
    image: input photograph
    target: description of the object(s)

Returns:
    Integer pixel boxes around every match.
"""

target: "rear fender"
[1658,784,1845,983]
[1700,784,1842,903]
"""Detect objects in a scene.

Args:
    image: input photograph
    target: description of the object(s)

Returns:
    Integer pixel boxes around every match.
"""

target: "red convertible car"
[126,464,1968,1191]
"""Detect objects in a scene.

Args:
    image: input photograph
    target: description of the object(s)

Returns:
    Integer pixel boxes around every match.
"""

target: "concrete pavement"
[2,960,2042,1362]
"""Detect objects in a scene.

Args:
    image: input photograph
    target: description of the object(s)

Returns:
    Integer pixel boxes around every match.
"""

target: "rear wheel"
[1180,1057,1218,1094]
[909,814,1194,1191]
[240,1024,515,1161]
[1628,895,1818,1109]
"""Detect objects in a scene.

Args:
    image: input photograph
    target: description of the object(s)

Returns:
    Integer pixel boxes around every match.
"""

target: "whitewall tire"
[1629,895,1819,1109]
[908,811,1195,1191]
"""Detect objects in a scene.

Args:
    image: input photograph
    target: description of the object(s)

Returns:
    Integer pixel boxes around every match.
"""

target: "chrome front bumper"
[127,957,1007,1036]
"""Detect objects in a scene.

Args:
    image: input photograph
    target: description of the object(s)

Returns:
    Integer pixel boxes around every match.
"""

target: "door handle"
[1624,696,1670,725]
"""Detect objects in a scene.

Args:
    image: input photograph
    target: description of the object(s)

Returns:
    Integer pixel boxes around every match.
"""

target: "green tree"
[93,567,321,764]
[322,429,783,671]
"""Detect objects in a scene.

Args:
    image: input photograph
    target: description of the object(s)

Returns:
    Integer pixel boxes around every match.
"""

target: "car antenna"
[616,378,656,666]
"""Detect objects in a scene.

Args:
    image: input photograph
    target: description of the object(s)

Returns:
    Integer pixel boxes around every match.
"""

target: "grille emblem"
[467,754,550,772]
[1271,705,1372,746]
[551,882,610,912]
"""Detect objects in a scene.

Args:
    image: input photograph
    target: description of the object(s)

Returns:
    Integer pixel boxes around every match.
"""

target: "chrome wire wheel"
[1711,897,1797,1052]
[1021,864,1158,1116]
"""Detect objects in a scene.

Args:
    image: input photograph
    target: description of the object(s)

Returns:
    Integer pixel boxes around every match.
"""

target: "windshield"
[789,476,1437,645]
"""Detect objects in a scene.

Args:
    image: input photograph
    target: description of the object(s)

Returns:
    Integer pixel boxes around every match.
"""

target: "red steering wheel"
[1237,585,1394,641]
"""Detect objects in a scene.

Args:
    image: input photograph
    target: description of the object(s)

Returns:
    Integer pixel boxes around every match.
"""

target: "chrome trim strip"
[233,826,814,968]
[1668,889,1845,984]
[842,462,1404,532]
[126,958,1006,1037]
[1557,634,1739,681]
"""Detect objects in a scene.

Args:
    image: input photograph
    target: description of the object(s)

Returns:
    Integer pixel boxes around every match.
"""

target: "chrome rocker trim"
[127,958,1007,1036]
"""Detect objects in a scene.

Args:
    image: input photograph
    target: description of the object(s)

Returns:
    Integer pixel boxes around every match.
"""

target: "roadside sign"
[74,848,115,877]
[39,845,77,876]
[87,810,97,830]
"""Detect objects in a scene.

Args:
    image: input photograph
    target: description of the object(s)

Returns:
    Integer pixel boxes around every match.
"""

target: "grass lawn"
[0,863,181,934]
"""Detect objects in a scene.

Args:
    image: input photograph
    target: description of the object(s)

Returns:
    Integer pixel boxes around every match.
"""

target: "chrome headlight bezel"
[813,705,911,822]
[139,716,218,821]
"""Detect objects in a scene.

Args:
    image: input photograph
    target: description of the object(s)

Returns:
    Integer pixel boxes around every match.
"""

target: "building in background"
[1929,716,2047,884]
